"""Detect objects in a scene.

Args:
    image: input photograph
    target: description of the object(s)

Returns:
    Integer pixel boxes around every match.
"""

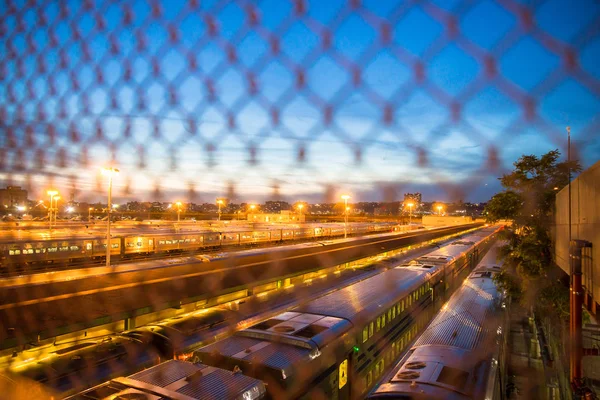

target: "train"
[7,226,499,398]
[192,226,501,399]
[368,246,508,400]
[0,223,406,268]
[65,359,267,400]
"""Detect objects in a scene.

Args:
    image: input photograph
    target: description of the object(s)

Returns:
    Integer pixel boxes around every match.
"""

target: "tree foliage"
[485,150,581,308]
[485,149,581,226]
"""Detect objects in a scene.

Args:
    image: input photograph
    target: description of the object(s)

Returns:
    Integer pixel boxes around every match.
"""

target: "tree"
[487,150,581,306]
[486,149,580,226]
[484,191,521,222]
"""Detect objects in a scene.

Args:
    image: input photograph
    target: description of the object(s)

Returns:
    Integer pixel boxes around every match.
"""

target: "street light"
[407,202,414,225]
[54,196,61,226]
[217,199,224,221]
[175,201,182,222]
[437,205,443,216]
[297,204,304,213]
[249,204,256,212]
[101,167,119,267]
[47,190,58,230]
[88,207,93,221]
[341,194,351,238]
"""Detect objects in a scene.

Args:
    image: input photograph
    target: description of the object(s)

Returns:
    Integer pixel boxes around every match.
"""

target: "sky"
[1,0,600,204]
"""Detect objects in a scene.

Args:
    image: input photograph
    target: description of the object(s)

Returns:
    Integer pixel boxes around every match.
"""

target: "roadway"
[0,223,481,344]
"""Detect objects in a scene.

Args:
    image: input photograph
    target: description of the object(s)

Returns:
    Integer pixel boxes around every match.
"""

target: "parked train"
[8,226,498,397]
[66,359,266,400]
[193,226,501,399]
[368,248,508,400]
[1,223,404,268]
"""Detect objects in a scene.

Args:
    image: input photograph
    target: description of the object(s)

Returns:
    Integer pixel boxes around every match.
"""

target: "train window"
[149,240,153,246]
[396,303,401,315]
[369,322,374,338]
[112,243,119,249]
[415,290,419,300]
[166,240,172,244]
[59,246,69,251]
[70,246,79,251]
[9,250,17,255]
[179,239,184,243]
[137,242,142,247]
[366,371,372,387]
[35,249,41,253]
[399,337,403,350]
[392,307,396,320]
[48,247,57,252]
[381,314,386,328]
[375,362,380,379]
[388,309,392,322]
[159,240,165,245]
[185,239,190,242]
[376,317,381,332]
[362,327,368,343]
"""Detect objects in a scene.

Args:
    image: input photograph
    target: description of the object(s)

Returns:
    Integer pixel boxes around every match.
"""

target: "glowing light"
[66,206,75,213]
[16,206,26,211]
[101,167,119,176]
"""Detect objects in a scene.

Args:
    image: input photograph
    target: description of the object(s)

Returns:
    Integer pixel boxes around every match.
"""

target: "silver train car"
[369,250,508,400]
[193,226,501,399]
[65,359,266,400]
[0,223,403,268]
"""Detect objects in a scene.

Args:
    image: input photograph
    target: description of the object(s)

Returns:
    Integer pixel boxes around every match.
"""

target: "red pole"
[570,240,591,387]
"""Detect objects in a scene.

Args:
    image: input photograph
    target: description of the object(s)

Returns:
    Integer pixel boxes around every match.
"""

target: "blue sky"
[1,0,599,204]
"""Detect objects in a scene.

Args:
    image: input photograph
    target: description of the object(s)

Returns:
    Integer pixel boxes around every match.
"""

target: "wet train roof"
[296,267,428,323]
[67,360,266,400]
[409,226,499,267]
[370,261,503,400]
[196,311,351,378]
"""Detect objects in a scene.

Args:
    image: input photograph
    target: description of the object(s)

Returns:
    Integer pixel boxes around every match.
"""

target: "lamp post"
[341,195,351,238]
[407,202,414,225]
[53,196,61,227]
[47,190,58,231]
[88,207,93,221]
[217,199,224,221]
[101,167,119,267]
[175,201,182,222]
[437,205,443,216]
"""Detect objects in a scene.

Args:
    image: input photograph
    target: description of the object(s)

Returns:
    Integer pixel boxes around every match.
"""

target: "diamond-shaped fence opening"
[1,0,600,398]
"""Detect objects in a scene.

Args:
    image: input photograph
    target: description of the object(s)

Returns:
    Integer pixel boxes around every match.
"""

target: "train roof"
[196,311,352,379]
[66,360,266,400]
[295,267,428,323]
[407,226,499,267]
[370,260,504,400]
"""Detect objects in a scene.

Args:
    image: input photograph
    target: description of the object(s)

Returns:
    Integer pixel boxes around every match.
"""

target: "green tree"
[486,149,580,226]
[487,150,580,309]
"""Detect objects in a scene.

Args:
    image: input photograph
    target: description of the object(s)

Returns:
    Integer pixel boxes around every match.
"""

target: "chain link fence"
[1,0,600,398]
[1,0,599,204]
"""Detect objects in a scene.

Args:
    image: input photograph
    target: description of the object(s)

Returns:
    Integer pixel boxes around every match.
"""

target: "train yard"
[1,222,405,276]
[0,222,506,399]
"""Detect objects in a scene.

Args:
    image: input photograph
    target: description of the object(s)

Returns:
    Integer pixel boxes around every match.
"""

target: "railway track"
[1,228,414,277]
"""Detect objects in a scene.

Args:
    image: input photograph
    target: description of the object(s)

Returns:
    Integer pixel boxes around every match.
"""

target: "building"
[247,210,305,223]
[0,186,28,208]
[554,159,600,310]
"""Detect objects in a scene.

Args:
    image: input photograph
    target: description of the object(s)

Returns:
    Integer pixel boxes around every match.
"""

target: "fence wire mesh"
[1,0,600,398]
[1,0,599,203]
